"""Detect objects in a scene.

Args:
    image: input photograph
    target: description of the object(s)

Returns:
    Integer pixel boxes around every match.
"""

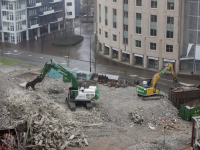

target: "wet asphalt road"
[0,20,200,93]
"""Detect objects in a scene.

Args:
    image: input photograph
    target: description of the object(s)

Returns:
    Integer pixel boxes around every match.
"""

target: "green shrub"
[52,35,83,46]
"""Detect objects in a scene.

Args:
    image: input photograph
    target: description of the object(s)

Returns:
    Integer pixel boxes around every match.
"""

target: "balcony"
[58,17,63,21]
[50,17,63,23]
[27,2,42,8]
[30,24,39,29]
[49,0,62,3]
[15,4,26,10]
[39,10,55,16]
[1,5,13,10]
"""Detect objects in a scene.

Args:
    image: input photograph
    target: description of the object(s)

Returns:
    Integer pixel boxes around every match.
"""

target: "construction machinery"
[26,59,99,111]
[136,63,179,100]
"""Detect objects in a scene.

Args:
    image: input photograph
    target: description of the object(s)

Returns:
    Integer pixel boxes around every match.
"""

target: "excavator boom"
[136,63,179,97]
[26,59,78,90]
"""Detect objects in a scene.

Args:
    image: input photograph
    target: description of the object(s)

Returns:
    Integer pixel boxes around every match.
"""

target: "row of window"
[99,30,173,52]
[99,10,174,42]
[112,0,174,10]
[99,16,174,41]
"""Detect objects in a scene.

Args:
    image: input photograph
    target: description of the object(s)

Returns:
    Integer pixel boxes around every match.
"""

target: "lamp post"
[90,35,91,72]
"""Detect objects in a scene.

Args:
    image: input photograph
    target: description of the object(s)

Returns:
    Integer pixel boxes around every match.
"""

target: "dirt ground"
[0,63,192,150]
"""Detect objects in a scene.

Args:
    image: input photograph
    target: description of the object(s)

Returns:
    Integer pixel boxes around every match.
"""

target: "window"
[113,9,117,16]
[113,0,117,2]
[124,24,128,31]
[67,2,72,6]
[105,31,108,38]
[40,6,48,12]
[67,12,72,15]
[99,28,101,35]
[150,42,156,50]
[113,9,117,28]
[167,0,174,10]
[113,34,117,41]
[136,13,142,34]
[166,17,174,38]
[29,9,37,16]
[135,40,141,47]
[99,4,101,23]
[124,0,128,4]
[150,15,157,36]
[151,0,157,8]
[166,45,173,52]
[123,38,128,44]
[136,0,142,6]
[30,19,37,26]
[105,7,108,26]
[124,11,128,18]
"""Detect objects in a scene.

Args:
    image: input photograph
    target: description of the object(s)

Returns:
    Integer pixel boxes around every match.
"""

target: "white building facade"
[1,0,27,44]
[65,0,75,19]
[0,0,64,44]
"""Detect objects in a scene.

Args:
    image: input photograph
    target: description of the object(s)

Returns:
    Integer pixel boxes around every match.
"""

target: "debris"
[130,112,143,124]
[148,123,156,130]
[84,123,103,127]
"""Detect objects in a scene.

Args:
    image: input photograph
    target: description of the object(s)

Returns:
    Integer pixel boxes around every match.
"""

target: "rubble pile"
[0,75,103,149]
[21,112,89,150]
[0,133,18,149]
[130,111,144,124]
[172,85,200,92]
[0,67,192,150]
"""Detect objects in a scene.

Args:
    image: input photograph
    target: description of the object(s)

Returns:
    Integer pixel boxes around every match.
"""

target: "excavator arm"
[151,63,179,89]
[26,59,78,90]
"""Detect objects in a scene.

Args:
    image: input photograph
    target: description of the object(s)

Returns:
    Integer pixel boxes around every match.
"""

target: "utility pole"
[41,30,43,53]
[80,17,81,36]
[90,35,91,72]
[95,34,97,73]
[87,0,89,21]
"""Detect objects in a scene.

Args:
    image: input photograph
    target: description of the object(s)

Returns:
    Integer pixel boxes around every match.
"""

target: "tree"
[82,0,93,20]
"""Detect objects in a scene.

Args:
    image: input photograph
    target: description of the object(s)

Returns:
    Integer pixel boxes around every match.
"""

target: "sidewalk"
[97,51,200,80]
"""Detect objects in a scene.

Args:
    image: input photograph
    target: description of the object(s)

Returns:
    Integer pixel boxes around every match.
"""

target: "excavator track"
[66,97,76,111]
[138,94,164,100]
[85,102,92,110]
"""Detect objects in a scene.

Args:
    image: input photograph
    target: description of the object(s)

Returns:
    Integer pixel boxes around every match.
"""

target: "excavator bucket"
[26,76,42,90]
[173,78,180,87]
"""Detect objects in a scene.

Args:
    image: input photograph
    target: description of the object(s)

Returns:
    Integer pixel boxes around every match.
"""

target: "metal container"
[180,100,200,121]
[168,85,200,110]
[0,128,19,150]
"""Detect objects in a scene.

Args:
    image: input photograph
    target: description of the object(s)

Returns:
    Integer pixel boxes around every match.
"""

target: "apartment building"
[0,0,64,44]
[95,0,199,73]
[75,0,80,17]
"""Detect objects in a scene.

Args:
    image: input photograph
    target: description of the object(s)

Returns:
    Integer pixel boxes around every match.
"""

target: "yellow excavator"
[136,63,179,100]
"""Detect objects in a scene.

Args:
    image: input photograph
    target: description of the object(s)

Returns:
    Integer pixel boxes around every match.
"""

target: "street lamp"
[90,35,91,72]
[64,55,69,68]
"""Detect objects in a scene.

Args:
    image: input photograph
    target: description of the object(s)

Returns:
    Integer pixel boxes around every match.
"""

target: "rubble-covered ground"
[0,63,192,150]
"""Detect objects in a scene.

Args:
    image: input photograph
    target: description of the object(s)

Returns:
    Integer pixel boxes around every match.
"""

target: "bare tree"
[82,0,93,21]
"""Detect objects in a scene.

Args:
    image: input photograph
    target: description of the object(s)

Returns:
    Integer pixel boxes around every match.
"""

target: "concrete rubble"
[0,65,192,150]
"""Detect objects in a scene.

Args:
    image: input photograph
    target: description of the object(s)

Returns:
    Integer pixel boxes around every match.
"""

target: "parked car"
[83,14,93,18]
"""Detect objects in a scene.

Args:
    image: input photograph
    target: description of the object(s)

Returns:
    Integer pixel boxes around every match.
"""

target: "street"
[0,21,200,93]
